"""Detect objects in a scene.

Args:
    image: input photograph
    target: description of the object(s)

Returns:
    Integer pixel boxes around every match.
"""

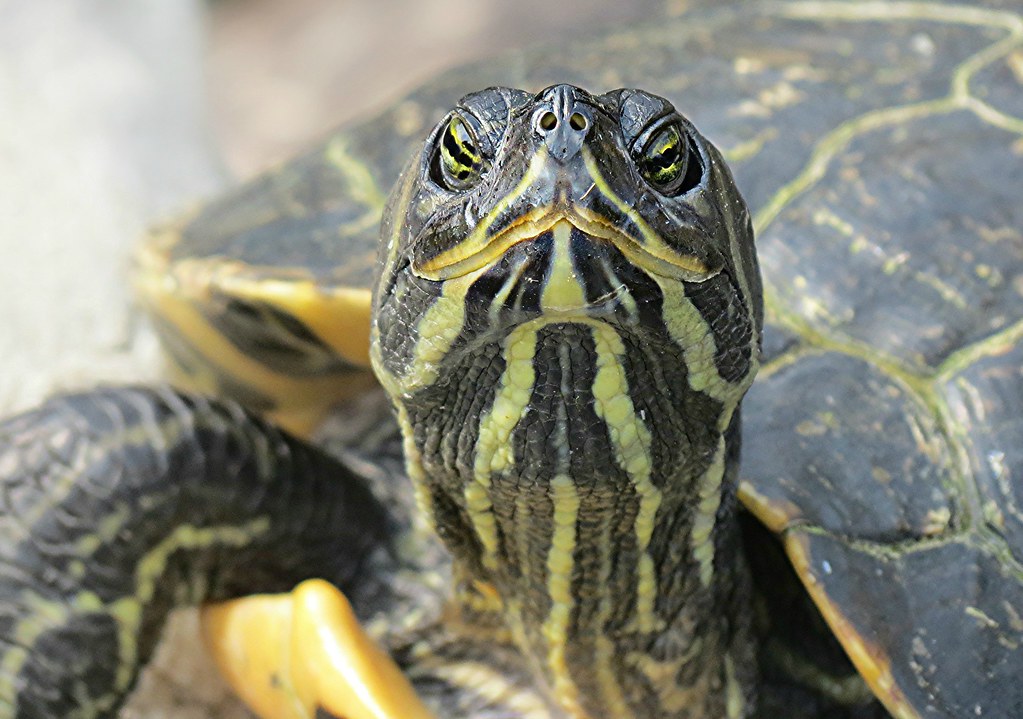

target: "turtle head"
[409,84,737,287]
[373,82,762,431]
[371,85,762,716]
[378,84,761,323]
[374,85,761,369]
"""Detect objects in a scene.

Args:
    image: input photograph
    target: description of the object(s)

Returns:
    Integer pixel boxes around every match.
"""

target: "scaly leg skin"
[0,387,391,718]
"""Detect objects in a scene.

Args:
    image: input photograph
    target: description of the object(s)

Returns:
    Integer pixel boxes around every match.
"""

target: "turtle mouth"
[411,207,720,283]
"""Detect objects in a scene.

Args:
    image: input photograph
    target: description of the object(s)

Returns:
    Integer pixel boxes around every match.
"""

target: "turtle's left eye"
[433,114,484,191]
[636,121,700,195]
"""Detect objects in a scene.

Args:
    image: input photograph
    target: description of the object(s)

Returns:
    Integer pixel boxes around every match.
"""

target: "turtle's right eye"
[433,114,484,191]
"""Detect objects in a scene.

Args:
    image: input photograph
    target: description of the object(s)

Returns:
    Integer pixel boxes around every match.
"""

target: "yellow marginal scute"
[134,245,375,437]
[217,275,373,369]
[784,533,921,719]
[202,579,436,719]
[737,479,804,534]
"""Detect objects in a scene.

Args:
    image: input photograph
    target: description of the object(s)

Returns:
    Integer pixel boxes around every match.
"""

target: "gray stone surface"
[0,0,222,414]
[0,1,248,716]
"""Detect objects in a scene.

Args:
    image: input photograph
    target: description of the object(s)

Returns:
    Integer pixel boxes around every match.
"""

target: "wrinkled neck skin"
[386,317,756,719]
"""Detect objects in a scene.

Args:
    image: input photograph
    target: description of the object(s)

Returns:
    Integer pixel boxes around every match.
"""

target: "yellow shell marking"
[785,533,922,719]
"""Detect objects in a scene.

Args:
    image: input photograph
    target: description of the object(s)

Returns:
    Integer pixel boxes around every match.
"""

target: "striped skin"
[0,387,389,718]
[373,86,763,718]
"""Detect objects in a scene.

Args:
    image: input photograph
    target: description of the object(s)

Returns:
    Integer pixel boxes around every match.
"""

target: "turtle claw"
[201,579,436,719]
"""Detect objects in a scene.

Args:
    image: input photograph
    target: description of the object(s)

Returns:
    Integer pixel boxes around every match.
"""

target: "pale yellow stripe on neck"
[653,276,733,401]
[395,403,440,538]
[653,277,754,587]
[589,324,661,634]
[629,648,702,714]
[690,433,728,587]
[692,402,743,586]
[514,489,534,597]
[488,256,530,327]
[427,659,551,718]
[592,522,634,717]
[725,653,747,719]
[543,473,586,718]
[541,220,587,311]
[470,324,540,568]
[602,258,639,319]
[403,268,485,392]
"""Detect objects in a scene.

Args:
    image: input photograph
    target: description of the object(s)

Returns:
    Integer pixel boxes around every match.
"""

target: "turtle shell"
[141,2,1023,716]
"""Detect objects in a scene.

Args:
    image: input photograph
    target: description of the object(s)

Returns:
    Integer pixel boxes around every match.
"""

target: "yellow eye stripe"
[441,116,482,182]
[641,124,686,187]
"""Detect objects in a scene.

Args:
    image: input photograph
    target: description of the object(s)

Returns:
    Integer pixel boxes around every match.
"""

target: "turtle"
[0,1,1022,718]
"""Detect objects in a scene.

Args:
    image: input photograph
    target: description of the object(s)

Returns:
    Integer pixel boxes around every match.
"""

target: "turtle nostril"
[539,111,558,131]
[569,112,588,131]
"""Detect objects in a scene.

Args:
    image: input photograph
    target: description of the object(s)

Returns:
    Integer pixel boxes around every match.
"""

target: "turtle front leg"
[202,576,559,719]
[201,579,436,719]
[0,386,390,718]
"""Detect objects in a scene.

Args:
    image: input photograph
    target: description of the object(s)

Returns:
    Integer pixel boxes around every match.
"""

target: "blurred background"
[208,0,670,175]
